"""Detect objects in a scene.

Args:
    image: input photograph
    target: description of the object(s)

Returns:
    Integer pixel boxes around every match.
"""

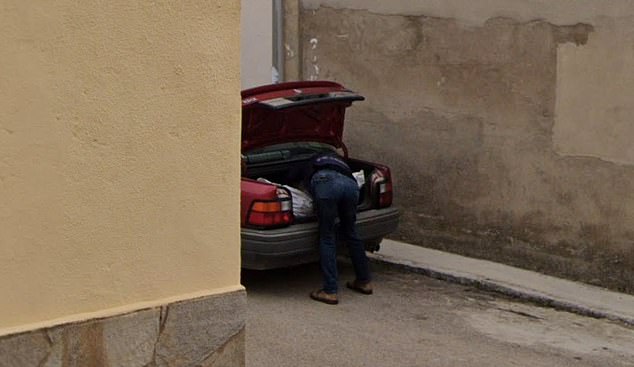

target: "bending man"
[307,153,373,305]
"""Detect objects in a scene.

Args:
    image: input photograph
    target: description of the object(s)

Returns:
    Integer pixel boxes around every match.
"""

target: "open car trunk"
[243,145,378,216]
[239,81,399,269]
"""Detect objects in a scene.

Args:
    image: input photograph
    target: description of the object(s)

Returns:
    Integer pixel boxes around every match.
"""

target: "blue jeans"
[311,169,371,294]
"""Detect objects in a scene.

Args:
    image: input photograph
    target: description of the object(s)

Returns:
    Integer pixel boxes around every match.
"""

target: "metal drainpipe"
[272,0,284,82]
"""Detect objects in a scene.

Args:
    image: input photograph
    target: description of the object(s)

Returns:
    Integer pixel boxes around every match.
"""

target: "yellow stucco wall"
[0,1,241,334]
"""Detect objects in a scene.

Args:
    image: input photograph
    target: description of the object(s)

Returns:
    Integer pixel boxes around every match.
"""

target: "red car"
[240,81,399,269]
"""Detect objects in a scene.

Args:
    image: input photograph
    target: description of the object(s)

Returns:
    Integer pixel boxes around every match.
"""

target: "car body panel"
[240,178,280,226]
[241,207,400,270]
[241,81,364,152]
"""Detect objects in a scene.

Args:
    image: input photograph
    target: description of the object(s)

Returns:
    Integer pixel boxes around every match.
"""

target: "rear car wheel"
[364,237,383,252]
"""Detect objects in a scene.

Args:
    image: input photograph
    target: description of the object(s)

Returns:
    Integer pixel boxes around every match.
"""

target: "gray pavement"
[244,259,634,367]
[370,239,634,326]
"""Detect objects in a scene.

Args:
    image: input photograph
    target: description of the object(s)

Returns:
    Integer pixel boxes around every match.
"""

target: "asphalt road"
[243,261,634,367]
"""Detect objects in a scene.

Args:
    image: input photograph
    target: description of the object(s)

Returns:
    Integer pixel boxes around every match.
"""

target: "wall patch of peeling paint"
[554,17,634,166]
[308,37,320,80]
[301,0,634,27]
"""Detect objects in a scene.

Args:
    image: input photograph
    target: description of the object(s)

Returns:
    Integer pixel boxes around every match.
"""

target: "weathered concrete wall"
[291,1,634,293]
[284,0,302,81]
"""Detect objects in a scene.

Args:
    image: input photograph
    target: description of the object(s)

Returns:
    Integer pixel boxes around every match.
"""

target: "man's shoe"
[346,280,373,295]
[310,289,338,305]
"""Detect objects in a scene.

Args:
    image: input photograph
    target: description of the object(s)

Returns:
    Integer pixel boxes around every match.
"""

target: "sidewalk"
[368,239,634,326]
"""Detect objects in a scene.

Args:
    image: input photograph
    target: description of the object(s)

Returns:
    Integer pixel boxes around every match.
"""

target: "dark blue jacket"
[287,152,354,191]
[311,153,354,179]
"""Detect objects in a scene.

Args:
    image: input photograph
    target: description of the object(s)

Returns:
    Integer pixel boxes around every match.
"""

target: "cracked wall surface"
[0,291,246,367]
[289,2,634,293]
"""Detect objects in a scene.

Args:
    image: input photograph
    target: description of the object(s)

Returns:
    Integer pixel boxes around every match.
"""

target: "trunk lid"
[241,81,364,152]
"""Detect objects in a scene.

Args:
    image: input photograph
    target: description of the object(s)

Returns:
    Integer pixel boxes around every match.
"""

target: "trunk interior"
[244,148,376,213]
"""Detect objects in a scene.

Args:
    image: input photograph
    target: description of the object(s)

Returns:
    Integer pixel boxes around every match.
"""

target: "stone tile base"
[0,290,246,367]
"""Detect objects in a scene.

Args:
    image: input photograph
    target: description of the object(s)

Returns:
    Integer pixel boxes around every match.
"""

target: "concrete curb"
[368,239,634,327]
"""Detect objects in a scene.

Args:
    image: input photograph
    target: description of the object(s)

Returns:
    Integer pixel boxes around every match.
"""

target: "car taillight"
[247,188,294,228]
[371,167,393,208]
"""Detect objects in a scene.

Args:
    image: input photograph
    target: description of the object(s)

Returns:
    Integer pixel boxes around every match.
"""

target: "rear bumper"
[241,207,399,270]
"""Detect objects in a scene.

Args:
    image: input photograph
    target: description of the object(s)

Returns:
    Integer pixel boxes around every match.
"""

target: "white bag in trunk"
[257,178,314,218]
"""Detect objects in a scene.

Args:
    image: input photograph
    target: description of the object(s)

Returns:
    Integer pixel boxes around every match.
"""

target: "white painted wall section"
[241,0,274,88]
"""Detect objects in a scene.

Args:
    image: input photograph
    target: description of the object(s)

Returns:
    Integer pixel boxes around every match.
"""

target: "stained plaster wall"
[0,0,242,334]
[291,0,634,292]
